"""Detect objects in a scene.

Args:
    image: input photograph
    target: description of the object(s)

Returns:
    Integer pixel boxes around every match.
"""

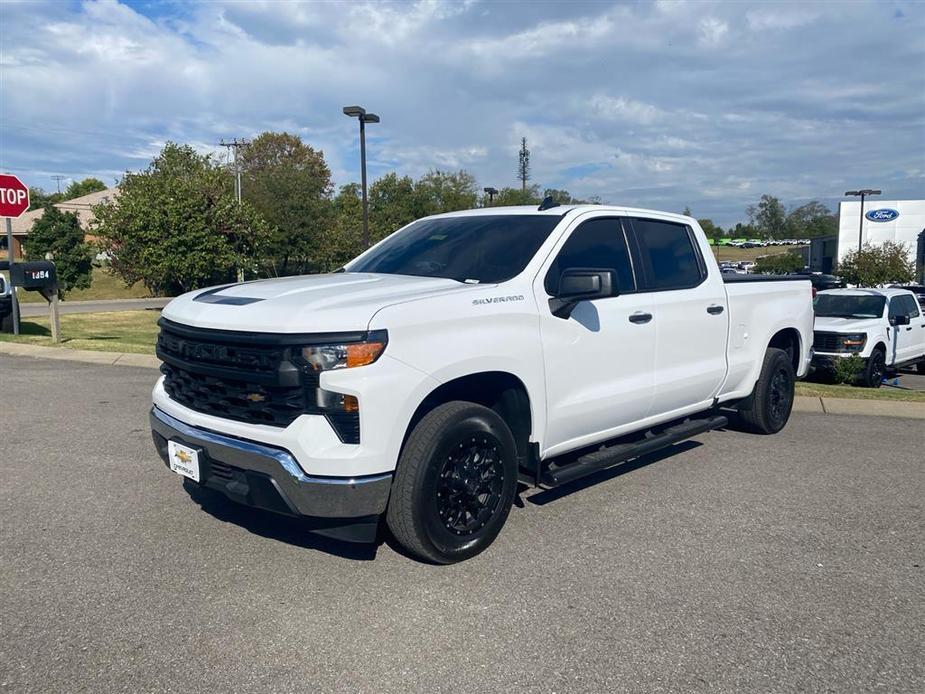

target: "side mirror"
[891,314,910,326]
[549,268,615,319]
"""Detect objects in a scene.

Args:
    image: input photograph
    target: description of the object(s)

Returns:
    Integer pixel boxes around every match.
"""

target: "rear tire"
[386,401,518,564]
[859,348,885,388]
[0,312,12,334]
[736,348,795,435]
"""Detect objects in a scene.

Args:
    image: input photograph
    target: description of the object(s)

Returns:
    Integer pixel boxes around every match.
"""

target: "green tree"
[836,241,914,286]
[238,132,334,276]
[746,194,787,239]
[316,183,364,272]
[27,187,63,211]
[93,142,268,295]
[369,173,418,242]
[64,177,107,199]
[785,200,836,238]
[697,218,724,240]
[22,205,93,296]
[490,185,542,207]
[413,169,479,216]
[755,252,804,274]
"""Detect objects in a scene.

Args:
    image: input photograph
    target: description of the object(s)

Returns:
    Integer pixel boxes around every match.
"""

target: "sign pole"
[5,217,20,335]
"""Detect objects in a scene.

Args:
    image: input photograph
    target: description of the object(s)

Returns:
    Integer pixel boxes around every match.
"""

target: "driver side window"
[544,218,635,295]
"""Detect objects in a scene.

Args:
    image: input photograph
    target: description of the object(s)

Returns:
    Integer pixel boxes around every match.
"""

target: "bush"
[837,241,914,286]
[832,354,865,385]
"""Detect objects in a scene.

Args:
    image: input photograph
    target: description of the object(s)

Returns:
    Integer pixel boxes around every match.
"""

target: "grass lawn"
[17,267,153,304]
[0,311,160,354]
[711,244,801,262]
[796,380,925,403]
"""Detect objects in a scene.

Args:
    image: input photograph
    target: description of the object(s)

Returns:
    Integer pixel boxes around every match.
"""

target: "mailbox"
[11,261,58,291]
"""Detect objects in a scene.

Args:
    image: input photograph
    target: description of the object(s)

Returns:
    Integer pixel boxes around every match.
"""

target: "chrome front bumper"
[150,407,393,525]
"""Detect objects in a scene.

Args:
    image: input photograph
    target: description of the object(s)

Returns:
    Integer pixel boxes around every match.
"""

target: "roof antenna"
[538,195,560,211]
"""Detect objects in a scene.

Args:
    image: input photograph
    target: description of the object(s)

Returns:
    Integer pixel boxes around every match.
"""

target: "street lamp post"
[483,187,498,206]
[844,189,881,252]
[343,105,379,249]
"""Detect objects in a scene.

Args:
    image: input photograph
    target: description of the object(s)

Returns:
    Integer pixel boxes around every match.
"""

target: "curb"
[2,342,923,419]
[0,341,160,369]
[793,395,925,419]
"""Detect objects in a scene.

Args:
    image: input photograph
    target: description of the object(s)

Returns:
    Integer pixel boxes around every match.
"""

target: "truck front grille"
[813,331,843,353]
[160,362,308,427]
[156,319,360,442]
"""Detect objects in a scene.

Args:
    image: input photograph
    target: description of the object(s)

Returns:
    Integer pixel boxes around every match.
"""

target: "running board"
[540,415,728,488]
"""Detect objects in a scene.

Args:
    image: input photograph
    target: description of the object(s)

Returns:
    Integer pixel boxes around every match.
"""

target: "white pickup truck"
[150,203,814,563]
[812,288,925,387]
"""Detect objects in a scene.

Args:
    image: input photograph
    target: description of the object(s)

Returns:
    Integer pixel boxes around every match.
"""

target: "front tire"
[386,401,518,564]
[860,348,885,388]
[736,348,796,435]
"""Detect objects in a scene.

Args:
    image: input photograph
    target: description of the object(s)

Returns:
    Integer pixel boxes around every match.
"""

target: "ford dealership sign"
[865,208,900,222]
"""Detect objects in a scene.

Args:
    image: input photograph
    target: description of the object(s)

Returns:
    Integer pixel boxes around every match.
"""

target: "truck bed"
[722,274,811,283]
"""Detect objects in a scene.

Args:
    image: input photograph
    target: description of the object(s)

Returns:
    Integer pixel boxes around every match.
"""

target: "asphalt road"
[1,355,922,693]
[17,297,170,317]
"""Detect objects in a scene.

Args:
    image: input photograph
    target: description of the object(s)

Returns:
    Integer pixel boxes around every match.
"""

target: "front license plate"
[168,441,200,482]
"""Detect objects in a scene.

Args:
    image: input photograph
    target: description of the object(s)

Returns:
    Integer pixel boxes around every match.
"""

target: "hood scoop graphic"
[193,285,264,306]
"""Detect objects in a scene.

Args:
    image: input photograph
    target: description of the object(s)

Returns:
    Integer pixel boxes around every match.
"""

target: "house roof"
[10,187,119,236]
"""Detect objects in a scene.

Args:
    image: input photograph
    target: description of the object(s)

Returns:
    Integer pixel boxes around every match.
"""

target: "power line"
[51,175,66,193]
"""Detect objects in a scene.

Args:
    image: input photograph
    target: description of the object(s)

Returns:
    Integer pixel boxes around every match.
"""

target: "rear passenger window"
[630,218,704,290]
[545,218,635,295]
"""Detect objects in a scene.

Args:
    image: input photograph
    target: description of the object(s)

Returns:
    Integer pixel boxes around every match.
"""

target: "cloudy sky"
[1,0,922,226]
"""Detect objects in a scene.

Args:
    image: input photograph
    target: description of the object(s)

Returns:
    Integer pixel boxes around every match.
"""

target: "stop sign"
[0,174,30,218]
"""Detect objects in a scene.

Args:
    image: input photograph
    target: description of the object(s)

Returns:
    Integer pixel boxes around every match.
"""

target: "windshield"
[814,294,885,319]
[345,215,562,283]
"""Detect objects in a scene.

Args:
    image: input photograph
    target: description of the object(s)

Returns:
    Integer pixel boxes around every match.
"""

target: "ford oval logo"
[865,208,899,222]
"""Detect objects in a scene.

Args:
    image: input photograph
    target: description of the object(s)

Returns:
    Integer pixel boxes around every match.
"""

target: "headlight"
[300,330,388,372]
[840,334,866,351]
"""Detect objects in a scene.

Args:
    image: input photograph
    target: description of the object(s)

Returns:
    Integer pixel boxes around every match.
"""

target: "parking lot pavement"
[1,355,922,693]
[892,367,925,392]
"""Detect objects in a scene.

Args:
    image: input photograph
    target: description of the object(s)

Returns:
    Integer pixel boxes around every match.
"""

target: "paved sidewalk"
[0,341,160,369]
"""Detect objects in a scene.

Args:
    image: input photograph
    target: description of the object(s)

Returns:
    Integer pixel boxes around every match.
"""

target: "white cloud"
[588,94,667,125]
[0,0,921,227]
[698,17,729,46]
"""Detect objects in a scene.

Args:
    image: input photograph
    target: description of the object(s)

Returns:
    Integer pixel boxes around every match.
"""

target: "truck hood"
[161,272,467,333]
[814,316,881,333]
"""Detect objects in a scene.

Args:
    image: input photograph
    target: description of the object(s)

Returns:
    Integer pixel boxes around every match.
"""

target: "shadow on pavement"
[182,480,379,561]
[526,439,703,506]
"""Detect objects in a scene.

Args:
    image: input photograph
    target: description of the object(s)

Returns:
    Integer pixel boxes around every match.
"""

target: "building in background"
[837,199,925,282]
[5,187,117,260]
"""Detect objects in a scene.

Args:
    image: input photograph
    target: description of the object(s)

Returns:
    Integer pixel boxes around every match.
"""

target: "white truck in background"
[150,203,814,563]
[813,288,925,387]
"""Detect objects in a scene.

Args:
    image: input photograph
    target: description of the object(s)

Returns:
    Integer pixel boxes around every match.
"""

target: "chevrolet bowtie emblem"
[175,449,193,464]
[246,392,266,403]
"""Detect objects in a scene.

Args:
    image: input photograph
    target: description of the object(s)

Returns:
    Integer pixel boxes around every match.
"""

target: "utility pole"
[218,138,249,204]
[518,137,530,193]
[218,138,250,281]
[51,175,65,194]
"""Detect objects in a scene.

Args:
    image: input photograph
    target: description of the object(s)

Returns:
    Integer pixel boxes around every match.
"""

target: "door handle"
[629,311,653,324]
[707,305,725,315]
[906,326,913,331]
